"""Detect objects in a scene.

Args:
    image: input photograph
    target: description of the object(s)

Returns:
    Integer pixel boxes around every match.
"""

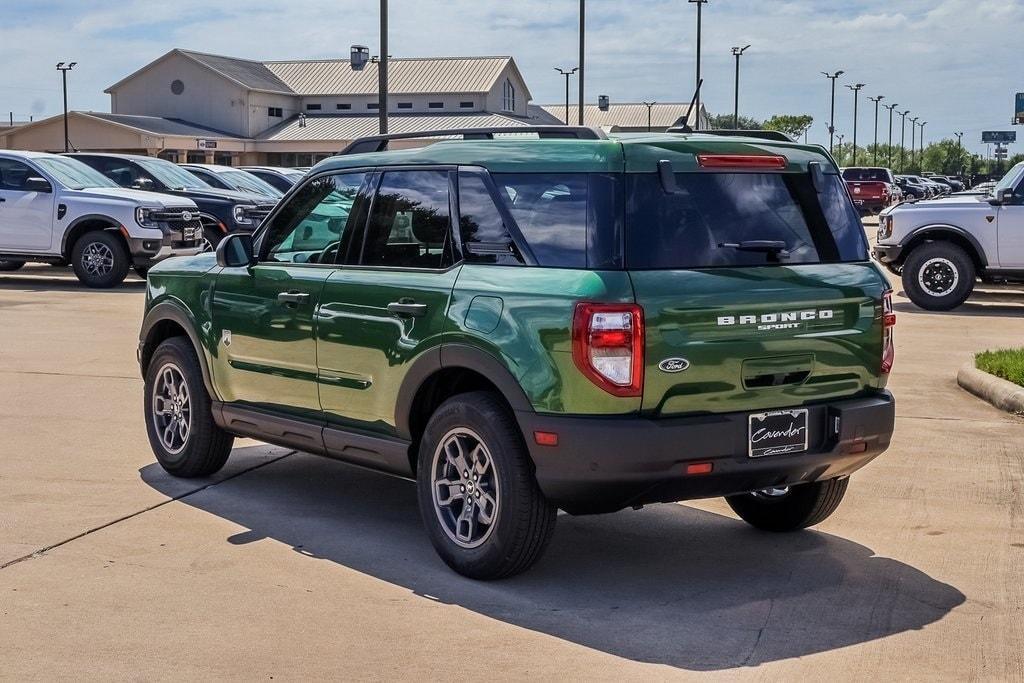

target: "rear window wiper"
[718,240,790,256]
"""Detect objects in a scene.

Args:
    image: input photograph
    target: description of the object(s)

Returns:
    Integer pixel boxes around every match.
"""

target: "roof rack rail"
[669,128,795,142]
[338,126,607,155]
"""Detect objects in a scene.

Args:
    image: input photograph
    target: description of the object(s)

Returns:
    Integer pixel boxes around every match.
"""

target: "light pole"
[378,0,388,133]
[642,101,657,132]
[910,116,919,173]
[731,45,750,129]
[846,83,865,165]
[822,71,844,154]
[899,110,910,173]
[955,131,965,175]
[868,95,884,165]
[554,67,578,125]
[56,62,76,153]
[883,102,898,168]
[836,132,845,163]
[690,0,709,131]
[578,0,585,125]
[919,121,927,172]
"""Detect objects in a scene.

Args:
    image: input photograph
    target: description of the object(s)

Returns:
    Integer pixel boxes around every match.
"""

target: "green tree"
[763,114,814,141]
[707,113,763,130]
[920,139,971,176]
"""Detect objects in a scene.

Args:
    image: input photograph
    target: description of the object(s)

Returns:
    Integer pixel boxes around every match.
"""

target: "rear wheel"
[71,230,130,288]
[902,241,975,311]
[416,391,557,580]
[726,478,849,531]
[0,259,25,271]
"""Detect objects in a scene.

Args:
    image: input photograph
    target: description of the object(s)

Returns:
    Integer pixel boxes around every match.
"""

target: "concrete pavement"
[1,261,1022,680]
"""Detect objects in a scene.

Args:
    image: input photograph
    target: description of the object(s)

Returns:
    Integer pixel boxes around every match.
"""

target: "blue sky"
[1,0,1021,154]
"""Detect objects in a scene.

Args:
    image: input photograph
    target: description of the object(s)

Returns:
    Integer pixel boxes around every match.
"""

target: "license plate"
[748,409,809,458]
[183,227,197,240]
[854,199,864,205]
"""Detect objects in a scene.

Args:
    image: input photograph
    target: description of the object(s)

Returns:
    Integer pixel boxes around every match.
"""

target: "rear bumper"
[516,391,895,515]
[852,197,888,213]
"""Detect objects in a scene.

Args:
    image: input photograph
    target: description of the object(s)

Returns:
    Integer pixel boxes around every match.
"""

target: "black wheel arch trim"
[900,224,988,267]
[61,213,124,256]
[139,300,220,401]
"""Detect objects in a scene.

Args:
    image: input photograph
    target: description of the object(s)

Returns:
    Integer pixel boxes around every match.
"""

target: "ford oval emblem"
[181,211,193,222]
[658,358,690,373]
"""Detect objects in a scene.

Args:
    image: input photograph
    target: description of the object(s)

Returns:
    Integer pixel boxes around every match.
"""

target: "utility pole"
[899,110,910,173]
[955,131,964,175]
[883,102,898,168]
[642,101,657,132]
[846,83,865,165]
[378,0,388,134]
[56,61,76,153]
[822,71,844,154]
[554,67,578,125]
[690,0,709,131]
[578,0,585,125]
[910,116,919,173]
[868,95,884,165]
[919,121,927,172]
[731,45,750,129]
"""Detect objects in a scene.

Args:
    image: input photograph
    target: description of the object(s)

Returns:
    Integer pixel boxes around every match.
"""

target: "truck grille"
[152,208,203,242]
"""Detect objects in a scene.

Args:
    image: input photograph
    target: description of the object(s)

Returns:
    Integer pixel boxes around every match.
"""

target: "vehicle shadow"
[140,449,965,672]
[0,273,146,292]
[893,296,1024,318]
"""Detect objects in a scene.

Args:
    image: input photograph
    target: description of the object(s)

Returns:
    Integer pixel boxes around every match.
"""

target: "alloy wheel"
[918,257,959,297]
[430,427,500,549]
[81,242,114,277]
[151,363,191,455]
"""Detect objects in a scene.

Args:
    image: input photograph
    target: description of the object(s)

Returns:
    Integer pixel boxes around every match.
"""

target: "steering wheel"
[311,240,341,264]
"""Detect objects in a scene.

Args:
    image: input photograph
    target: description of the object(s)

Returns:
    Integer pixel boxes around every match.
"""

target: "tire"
[416,391,557,580]
[0,259,25,271]
[144,337,233,478]
[726,478,849,532]
[201,225,221,253]
[901,241,975,311]
[71,230,130,288]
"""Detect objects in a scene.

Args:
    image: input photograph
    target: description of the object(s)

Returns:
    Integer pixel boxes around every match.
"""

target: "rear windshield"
[625,172,868,269]
[842,168,890,182]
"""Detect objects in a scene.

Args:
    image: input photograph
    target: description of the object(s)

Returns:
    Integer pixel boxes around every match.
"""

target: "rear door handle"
[387,300,427,317]
[278,291,310,305]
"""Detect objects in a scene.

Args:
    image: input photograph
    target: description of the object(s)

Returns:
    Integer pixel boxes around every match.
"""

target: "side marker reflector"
[534,431,559,447]
[685,462,714,475]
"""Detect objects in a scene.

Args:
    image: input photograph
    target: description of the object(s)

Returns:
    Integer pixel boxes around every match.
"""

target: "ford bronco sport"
[138,126,896,579]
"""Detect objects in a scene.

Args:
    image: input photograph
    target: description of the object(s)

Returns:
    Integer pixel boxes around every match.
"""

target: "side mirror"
[24,177,52,193]
[988,188,1014,205]
[131,178,155,191]
[215,233,256,268]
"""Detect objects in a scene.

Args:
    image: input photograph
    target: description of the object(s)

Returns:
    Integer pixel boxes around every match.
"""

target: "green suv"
[139,126,896,579]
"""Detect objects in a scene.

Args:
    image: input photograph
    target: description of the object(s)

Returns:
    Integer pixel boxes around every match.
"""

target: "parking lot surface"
[1,256,1023,680]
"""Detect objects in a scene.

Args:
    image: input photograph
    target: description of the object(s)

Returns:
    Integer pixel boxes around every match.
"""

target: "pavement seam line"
[0,369,139,381]
[0,450,297,571]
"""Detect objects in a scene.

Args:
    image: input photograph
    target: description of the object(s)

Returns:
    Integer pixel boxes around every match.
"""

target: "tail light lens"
[697,154,788,170]
[572,303,644,397]
[881,290,896,374]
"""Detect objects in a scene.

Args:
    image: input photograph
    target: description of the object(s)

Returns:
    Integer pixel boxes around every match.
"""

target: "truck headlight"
[878,215,893,240]
[233,205,255,226]
[136,207,159,228]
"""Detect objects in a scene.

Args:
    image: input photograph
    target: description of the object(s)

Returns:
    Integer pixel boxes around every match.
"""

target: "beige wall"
[247,91,301,138]
[0,114,158,153]
[110,53,250,136]
[483,65,529,117]
[295,93,485,117]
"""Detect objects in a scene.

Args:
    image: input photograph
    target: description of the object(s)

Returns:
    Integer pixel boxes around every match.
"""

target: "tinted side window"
[457,172,522,265]
[491,173,587,268]
[91,158,148,187]
[360,170,453,268]
[0,159,37,191]
[263,172,368,264]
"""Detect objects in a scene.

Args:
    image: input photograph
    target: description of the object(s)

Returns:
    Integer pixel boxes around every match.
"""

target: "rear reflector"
[881,290,895,374]
[848,441,868,454]
[697,154,788,170]
[533,431,559,447]
[685,462,714,475]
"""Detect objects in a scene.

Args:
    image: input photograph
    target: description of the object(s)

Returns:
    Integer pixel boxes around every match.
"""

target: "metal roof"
[85,112,241,138]
[178,50,295,94]
[257,112,535,143]
[532,103,698,129]
[264,56,517,96]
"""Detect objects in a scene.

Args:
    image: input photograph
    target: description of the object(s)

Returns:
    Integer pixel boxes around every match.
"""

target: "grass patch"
[976,348,1024,387]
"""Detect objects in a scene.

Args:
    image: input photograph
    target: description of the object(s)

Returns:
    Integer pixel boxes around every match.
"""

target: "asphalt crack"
[0,450,296,571]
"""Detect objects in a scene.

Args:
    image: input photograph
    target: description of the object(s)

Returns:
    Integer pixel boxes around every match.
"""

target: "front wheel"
[726,478,849,532]
[71,230,130,288]
[416,391,557,580]
[902,241,975,311]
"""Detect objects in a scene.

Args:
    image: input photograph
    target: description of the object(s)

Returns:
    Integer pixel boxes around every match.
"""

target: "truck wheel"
[416,391,557,580]
[902,241,975,311]
[201,226,221,253]
[726,478,848,532]
[71,230,130,288]
[0,259,25,271]
[144,337,233,477]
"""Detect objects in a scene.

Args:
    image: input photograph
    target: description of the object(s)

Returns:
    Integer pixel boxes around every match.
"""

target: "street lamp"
[955,131,965,174]
[578,0,585,125]
[642,101,657,132]
[731,45,750,129]
[919,121,927,172]
[554,67,579,125]
[910,116,919,173]
[836,132,845,163]
[822,70,845,154]
[868,95,884,165]
[56,61,76,153]
[883,102,898,168]
[899,110,910,173]
[690,0,709,131]
[846,83,865,165]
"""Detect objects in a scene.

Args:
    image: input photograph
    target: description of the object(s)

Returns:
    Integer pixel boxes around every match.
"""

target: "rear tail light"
[696,154,788,170]
[881,290,896,374]
[572,303,644,397]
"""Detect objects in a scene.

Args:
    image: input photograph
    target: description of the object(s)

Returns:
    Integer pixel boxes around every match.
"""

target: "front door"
[996,168,1024,267]
[316,169,461,436]
[210,170,371,419]
[0,157,55,251]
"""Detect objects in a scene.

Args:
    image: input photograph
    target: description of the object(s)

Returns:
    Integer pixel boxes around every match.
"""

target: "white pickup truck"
[0,151,203,287]
[874,161,1024,310]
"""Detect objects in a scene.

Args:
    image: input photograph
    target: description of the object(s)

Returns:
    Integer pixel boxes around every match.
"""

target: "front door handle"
[278,291,310,305]
[387,299,427,317]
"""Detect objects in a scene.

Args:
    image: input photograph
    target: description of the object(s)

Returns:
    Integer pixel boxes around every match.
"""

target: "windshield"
[992,163,1024,196]
[842,168,890,182]
[625,172,868,269]
[135,157,210,190]
[34,157,118,190]
[220,170,283,198]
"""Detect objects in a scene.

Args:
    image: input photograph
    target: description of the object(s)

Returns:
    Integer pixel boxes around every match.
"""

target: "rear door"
[0,157,55,251]
[624,158,887,417]
[316,168,461,437]
[209,170,370,419]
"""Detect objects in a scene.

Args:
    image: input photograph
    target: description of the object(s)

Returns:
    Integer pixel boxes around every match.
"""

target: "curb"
[957,362,1024,415]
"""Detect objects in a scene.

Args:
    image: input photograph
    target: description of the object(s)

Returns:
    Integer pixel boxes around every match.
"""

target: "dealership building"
[0,48,704,166]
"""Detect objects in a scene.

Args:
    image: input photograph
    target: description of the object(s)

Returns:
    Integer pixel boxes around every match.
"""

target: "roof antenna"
[675,78,703,133]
